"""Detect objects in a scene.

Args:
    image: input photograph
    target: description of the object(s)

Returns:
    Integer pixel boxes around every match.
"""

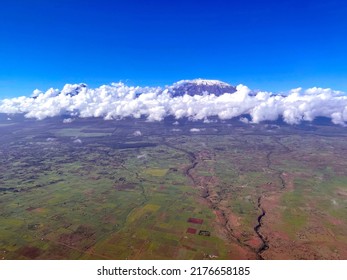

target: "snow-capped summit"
[169,78,236,97]
[174,78,232,87]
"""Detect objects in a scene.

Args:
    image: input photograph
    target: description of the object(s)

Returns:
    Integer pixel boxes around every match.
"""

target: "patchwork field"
[0,115,346,259]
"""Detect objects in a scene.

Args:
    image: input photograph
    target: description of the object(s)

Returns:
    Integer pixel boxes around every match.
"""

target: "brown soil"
[58,225,96,248]
[187,218,204,224]
[259,172,347,259]
[18,246,42,259]
[32,208,46,213]
[186,228,197,234]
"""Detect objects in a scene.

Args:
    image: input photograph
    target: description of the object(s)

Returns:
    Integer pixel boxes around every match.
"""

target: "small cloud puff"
[133,130,142,136]
[190,128,205,132]
[0,82,346,125]
[73,138,82,144]
[63,118,74,123]
[239,117,249,124]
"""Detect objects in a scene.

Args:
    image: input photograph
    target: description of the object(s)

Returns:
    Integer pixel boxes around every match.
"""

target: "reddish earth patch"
[188,218,203,224]
[247,236,263,249]
[102,214,117,224]
[327,217,343,226]
[337,189,347,197]
[281,173,295,190]
[18,246,42,259]
[228,243,256,260]
[156,244,179,259]
[32,208,45,213]
[201,188,209,198]
[182,244,197,251]
[214,210,227,225]
[25,207,36,212]
[58,225,96,247]
[228,213,241,227]
[186,228,197,234]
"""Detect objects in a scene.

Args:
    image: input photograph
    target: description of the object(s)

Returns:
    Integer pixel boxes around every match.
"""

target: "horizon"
[0,78,346,100]
[1,79,346,125]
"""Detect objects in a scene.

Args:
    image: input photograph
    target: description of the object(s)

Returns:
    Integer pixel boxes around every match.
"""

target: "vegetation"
[0,115,346,259]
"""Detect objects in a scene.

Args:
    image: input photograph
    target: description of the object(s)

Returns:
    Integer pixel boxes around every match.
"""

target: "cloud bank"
[0,81,346,125]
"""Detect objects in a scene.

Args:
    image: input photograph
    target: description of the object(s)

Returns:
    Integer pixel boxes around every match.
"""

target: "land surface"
[0,114,347,259]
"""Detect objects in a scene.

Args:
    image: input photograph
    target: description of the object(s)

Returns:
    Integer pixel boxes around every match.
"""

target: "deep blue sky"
[0,0,346,97]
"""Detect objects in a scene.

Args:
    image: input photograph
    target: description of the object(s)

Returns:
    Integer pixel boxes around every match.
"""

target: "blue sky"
[0,0,346,98]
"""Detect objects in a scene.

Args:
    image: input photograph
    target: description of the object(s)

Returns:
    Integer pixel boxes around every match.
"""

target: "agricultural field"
[0,114,346,259]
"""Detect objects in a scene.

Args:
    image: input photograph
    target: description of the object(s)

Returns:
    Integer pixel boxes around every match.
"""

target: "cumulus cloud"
[190,128,204,132]
[0,81,346,125]
[63,118,74,123]
[133,130,142,136]
[73,138,82,144]
[239,117,249,124]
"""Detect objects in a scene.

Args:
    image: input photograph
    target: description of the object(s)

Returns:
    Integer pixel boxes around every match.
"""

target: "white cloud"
[0,82,346,125]
[133,130,142,136]
[73,138,82,144]
[190,128,205,132]
[239,117,249,124]
[63,118,74,123]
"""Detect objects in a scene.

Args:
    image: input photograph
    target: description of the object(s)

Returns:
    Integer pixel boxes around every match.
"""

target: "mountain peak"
[169,78,236,97]
[174,78,232,87]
